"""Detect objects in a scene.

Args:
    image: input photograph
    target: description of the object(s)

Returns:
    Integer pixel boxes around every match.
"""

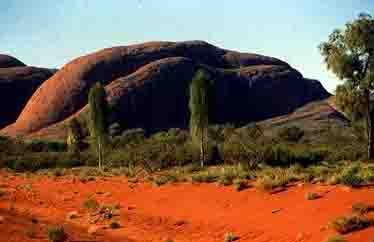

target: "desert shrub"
[325,235,346,242]
[108,122,122,137]
[150,128,189,145]
[175,142,200,166]
[47,225,67,242]
[82,197,99,211]
[224,232,239,242]
[7,158,55,172]
[109,221,121,229]
[263,144,294,166]
[278,125,304,142]
[25,139,67,152]
[152,174,178,187]
[351,202,374,215]
[330,214,370,234]
[217,167,242,186]
[56,159,84,168]
[255,168,297,192]
[305,192,321,200]
[110,128,146,148]
[223,124,268,168]
[5,152,85,172]
[339,164,364,187]
[191,171,219,183]
[233,179,247,191]
[24,226,36,238]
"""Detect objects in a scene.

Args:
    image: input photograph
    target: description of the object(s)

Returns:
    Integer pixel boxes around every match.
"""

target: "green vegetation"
[109,221,121,229]
[224,232,239,242]
[305,192,321,200]
[352,202,374,215]
[320,13,374,159]
[278,125,304,142]
[47,225,67,242]
[189,69,213,167]
[67,118,84,154]
[330,214,371,234]
[88,82,109,169]
[325,235,347,242]
[82,197,100,211]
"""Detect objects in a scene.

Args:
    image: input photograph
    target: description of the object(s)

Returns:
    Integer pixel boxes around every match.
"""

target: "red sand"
[0,172,373,242]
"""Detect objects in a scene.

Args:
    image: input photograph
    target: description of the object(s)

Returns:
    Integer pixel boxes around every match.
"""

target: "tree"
[189,69,213,167]
[88,82,109,169]
[67,117,83,154]
[319,13,374,159]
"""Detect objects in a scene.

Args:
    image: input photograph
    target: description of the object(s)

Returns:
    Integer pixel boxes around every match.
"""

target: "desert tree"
[88,82,109,169]
[189,69,213,167]
[67,117,83,155]
[319,13,374,159]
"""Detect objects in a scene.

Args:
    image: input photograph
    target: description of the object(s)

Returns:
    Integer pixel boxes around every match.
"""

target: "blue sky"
[1,1,373,92]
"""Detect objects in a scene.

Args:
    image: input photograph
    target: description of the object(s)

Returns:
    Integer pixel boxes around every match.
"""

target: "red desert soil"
[0,171,374,242]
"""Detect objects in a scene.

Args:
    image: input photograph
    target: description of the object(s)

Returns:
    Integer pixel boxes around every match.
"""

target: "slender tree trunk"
[200,127,205,167]
[369,112,374,160]
[98,137,102,170]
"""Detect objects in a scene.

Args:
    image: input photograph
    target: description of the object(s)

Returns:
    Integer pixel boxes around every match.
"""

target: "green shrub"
[233,179,247,191]
[82,197,99,211]
[224,232,239,242]
[330,214,370,234]
[339,165,364,187]
[24,226,36,238]
[278,125,304,142]
[26,140,67,152]
[191,172,219,183]
[47,225,67,242]
[351,202,374,215]
[109,221,121,229]
[325,235,347,242]
[263,144,295,166]
[305,192,321,200]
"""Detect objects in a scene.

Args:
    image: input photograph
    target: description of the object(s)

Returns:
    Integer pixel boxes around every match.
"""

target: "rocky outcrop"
[0,65,56,128]
[1,41,330,136]
[0,55,26,68]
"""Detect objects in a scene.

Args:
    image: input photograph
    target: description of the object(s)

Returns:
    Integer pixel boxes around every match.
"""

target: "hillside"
[1,41,330,137]
[0,55,56,128]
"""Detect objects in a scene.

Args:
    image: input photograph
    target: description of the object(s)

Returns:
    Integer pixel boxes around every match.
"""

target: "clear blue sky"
[1,1,373,92]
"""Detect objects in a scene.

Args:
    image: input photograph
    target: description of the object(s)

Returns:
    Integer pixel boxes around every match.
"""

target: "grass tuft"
[330,214,371,234]
[47,225,67,242]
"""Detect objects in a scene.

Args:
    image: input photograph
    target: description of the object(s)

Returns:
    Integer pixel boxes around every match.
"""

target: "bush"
[82,197,99,211]
[233,179,247,191]
[224,233,239,242]
[339,165,364,187]
[26,140,67,152]
[109,221,121,229]
[351,202,374,215]
[263,144,294,166]
[47,225,67,242]
[278,125,304,142]
[191,172,219,183]
[305,192,321,200]
[255,168,297,192]
[330,214,370,234]
[325,235,346,242]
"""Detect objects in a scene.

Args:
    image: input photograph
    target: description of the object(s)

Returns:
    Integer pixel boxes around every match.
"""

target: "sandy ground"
[0,171,374,242]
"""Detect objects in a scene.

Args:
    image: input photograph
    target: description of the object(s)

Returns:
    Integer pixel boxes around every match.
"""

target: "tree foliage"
[67,117,83,153]
[88,82,109,168]
[189,69,213,166]
[319,13,374,159]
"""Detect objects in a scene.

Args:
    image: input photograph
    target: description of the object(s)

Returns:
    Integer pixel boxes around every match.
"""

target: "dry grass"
[325,235,346,242]
[305,192,322,200]
[330,214,371,234]
[351,202,374,215]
